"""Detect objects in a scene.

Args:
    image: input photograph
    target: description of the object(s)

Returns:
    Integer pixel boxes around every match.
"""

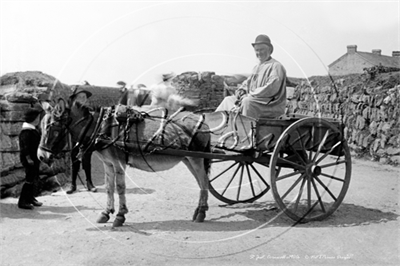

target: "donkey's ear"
[40,101,53,113]
[54,98,67,116]
[58,98,66,112]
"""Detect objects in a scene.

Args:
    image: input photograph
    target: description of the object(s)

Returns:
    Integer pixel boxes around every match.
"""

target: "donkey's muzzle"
[37,147,55,167]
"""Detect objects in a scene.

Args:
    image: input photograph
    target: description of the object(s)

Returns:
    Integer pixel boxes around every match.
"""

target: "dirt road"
[1,156,399,266]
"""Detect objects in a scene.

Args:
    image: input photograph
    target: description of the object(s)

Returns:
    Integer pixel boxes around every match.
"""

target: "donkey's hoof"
[194,212,206,223]
[96,212,110,223]
[112,215,126,227]
[192,209,199,222]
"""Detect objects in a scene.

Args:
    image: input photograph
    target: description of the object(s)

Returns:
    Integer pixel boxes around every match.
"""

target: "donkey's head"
[37,99,71,166]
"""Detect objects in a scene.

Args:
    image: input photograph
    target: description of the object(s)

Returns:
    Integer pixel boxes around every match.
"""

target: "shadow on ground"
[85,201,399,234]
[0,201,97,221]
[94,187,155,194]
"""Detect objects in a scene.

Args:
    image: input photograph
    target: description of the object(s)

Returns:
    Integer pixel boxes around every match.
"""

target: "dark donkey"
[37,98,212,227]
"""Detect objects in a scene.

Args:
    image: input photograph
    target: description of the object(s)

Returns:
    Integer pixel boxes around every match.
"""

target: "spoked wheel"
[208,158,273,205]
[270,117,351,222]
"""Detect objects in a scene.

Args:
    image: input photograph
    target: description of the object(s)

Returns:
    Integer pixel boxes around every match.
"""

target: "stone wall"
[0,71,123,198]
[286,72,400,166]
[0,71,72,198]
[171,71,225,111]
[171,71,248,111]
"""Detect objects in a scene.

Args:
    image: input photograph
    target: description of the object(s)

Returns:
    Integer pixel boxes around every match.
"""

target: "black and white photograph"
[1,1,399,265]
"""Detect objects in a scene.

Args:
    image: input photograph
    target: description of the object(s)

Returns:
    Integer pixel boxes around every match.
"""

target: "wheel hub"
[306,164,322,177]
[311,165,322,176]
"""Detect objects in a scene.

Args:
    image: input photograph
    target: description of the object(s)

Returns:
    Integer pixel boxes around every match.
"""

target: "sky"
[1,0,399,87]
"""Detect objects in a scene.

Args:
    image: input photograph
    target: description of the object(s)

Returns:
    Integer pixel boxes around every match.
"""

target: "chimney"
[347,45,357,54]
[372,49,381,55]
[392,51,400,57]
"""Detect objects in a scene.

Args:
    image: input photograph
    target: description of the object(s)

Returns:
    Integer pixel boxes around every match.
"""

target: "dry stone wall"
[0,71,122,198]
[171,71,247,111]
[0,71,72,198]
[286,72,400,166]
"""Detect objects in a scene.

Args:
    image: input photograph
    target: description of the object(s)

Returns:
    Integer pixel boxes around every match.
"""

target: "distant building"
[328,45,400,75]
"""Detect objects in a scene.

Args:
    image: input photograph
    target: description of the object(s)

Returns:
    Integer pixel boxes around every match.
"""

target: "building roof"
[357,52,400,68]
[328,48,400,68]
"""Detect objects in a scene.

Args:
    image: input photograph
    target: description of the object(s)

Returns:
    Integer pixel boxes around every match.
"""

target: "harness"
[71,105,206,170]
[73,105,147,160]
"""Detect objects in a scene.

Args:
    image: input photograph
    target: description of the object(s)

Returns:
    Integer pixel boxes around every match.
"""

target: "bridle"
[39,112,72,155]
[40,109,92,156]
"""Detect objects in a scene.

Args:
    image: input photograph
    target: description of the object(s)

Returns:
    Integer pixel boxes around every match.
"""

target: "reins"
[73,107,106,161]
[71,114,94,151]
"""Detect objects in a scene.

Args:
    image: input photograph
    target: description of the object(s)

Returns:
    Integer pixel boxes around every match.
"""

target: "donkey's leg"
[112,162,129,227]
[183,157,209,222]
[96,160,115,223]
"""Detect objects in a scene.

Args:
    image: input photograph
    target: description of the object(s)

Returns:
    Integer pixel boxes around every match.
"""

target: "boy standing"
[18,108,43,209]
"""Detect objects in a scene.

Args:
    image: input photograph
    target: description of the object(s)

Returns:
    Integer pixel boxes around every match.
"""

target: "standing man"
[66,86,97,194]
[216,34,287,119]
[18,108,43,209]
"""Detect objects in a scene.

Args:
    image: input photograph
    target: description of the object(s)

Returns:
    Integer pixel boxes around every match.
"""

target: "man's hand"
[235,88,246,100]
[234,89,246,106]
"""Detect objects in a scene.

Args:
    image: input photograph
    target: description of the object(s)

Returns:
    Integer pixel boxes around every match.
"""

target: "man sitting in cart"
[216,34,287,119]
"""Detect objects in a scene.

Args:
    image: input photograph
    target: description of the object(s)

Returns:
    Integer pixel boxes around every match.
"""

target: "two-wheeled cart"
[210,113,352,222]
[162,113,351,222]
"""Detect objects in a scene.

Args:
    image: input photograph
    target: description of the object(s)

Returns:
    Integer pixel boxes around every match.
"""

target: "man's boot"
[31,198,43,207]
[87,180,97,192]
[66,182,76,194]
[66,157,79,194]
[18,183,34,210]
[83,153,97,193]
[29,183,43,207]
